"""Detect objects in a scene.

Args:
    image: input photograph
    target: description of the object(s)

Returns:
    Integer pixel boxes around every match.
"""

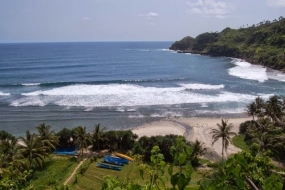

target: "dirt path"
[64,158,87,185]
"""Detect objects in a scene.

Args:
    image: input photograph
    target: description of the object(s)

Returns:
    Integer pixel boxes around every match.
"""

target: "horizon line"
[0,40,175,44]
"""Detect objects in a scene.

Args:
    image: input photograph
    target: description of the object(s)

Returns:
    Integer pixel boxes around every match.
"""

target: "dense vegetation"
[241,95,285,159]
[0,124,204,189]
[198,95,285,190]
[2,95,285,189]
[169,16,285,70]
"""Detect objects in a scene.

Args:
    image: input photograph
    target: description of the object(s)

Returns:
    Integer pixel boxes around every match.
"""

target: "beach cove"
[132,116,250,160]
[1,42,285,136]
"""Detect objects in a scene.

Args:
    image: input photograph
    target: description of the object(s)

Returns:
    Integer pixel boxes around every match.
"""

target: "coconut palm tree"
[245,123,259,141]
[73,126,92,156]
[0,138,27,176]
[190,140,207,158]
[0,130,15,142]
[36,123,59,152]
[19,131,50,169]
[255,96,265,119]
[211,119,237,161]
[265,95,283,123]
[252,132,274,152]
[282,97,285,111]
[120,130,138,151]
[92,124,108,151]
[246,102,257,120]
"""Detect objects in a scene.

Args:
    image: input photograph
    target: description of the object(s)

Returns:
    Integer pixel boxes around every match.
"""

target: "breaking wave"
[228,59,267,82]
[179,83,224,90]
[11,83,263,107]
[0,91,10,96]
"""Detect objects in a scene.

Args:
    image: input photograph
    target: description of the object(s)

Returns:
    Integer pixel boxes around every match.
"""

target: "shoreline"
[131,116,251,161]
[172,49,285,73]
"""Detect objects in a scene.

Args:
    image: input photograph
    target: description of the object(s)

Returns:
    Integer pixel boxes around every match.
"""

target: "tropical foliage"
[241,95,285,159]
[73,126,92,156]
[199,146,283,190]
[101,137,194,190]
[170,16,285,70]
[211,119,237,161]
[0,125,59,188]
[2,94,285,189]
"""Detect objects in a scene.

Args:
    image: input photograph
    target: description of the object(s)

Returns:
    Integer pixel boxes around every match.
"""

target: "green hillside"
[170,16,285,70]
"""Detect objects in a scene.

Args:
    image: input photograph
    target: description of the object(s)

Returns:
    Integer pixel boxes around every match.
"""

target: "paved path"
[64,158,87,185]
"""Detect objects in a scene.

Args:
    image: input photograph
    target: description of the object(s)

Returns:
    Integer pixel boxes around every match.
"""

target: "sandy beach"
[132,117,251,160]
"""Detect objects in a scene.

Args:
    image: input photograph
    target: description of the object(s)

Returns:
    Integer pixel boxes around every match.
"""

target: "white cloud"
[267,0,285,7]
[186,0,235,19]
[139,12,159,19]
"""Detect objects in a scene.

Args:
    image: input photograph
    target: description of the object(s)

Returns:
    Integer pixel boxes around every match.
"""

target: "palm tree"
[0,138,27,175]
[255,118,275,133]
[73,126,92,156]
[246,102,257,120]
[19,131,50,169]
[255,97,265,119]
[252,132,277,154]
[36,123,59,152]
[0,130,15,142]
[191,140,207,157]
[121,130,138,151]
[92,124,108,151]
[211,119,237,161]
[265,95,283,123]
[245,123,259,141]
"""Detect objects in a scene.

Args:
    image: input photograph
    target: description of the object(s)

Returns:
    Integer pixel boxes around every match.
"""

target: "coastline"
[132,116,251,160]
[171,49,285,73]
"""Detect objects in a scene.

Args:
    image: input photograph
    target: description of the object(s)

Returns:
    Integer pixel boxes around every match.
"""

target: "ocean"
[1,42,285,136]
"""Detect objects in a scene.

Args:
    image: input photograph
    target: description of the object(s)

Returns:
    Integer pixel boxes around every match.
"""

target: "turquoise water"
[0,42,285,135]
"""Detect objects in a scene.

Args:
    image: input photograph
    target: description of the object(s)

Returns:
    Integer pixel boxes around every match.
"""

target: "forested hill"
[170,17,285,71]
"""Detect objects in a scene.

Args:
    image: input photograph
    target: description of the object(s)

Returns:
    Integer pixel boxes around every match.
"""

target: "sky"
[0,0,284,43]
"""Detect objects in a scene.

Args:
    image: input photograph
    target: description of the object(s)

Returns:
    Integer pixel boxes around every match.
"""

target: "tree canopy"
[169,17,285,70]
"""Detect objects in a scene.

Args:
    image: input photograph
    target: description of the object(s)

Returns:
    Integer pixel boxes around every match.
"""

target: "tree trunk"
[222,138,224,161]
[246,177,259,190]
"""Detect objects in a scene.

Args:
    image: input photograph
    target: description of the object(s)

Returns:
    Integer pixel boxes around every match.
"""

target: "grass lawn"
[232,134,249,151]
[69,158,204,189]
[28,155,78,190]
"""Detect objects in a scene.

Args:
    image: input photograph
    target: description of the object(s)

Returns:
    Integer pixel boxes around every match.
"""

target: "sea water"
[0,42,285,136]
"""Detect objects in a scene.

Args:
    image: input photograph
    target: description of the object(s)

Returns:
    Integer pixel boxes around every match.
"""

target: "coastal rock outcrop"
[170,17,285,70]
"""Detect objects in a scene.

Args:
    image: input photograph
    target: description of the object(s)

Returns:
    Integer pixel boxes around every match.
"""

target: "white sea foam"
[195,108,246,114]
[128,114,145,118]
[22,83,41,86]
[116,108,125,112]
[0,91,10,96]
[116,108,136,112]
[266,70,285,82]
[151,111,183,118]
[200,103,208,107]
[228,59,267,82]
[180,83,224,90]
[11,83,266,107]
[160,49,170,51]
[84,107,94,112]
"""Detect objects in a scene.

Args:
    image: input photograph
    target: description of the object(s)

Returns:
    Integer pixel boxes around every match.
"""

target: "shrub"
[239,120,254,134]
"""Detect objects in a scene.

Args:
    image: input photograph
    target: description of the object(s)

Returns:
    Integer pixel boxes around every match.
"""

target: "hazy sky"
[0,0,284,43]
